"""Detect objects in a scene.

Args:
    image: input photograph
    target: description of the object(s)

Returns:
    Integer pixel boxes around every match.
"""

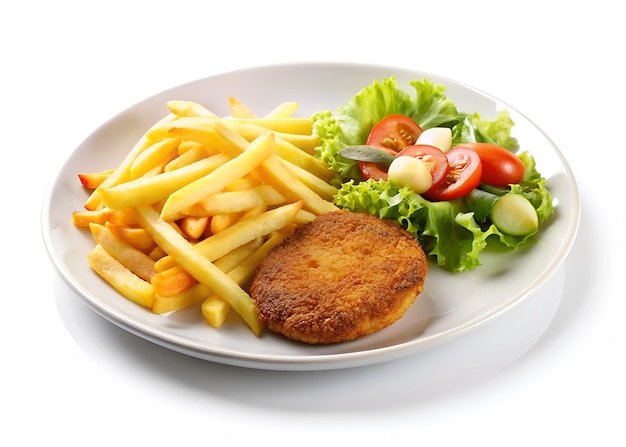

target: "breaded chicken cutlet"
[250,210,428,344]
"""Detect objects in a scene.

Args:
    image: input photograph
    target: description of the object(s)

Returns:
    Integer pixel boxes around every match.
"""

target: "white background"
[3,1,624,445]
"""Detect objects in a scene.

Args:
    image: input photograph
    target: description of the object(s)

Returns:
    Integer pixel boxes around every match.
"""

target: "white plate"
[42,62,580,371]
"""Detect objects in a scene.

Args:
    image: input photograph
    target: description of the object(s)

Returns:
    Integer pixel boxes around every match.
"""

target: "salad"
[312,77,554,272]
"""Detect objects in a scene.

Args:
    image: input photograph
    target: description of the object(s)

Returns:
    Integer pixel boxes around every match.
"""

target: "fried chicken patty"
[250,210,428,344]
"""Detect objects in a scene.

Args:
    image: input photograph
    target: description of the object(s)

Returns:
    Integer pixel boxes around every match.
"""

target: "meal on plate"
[71,76,554,342]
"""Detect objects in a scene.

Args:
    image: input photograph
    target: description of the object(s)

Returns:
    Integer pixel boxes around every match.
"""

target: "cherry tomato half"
[366,114,423,152]
[358,146,397,181]
[396,144,450,189]
[423,147,482,201]
[456,142,525,187]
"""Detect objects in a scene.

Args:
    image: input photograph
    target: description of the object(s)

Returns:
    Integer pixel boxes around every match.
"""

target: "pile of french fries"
[72,97,339,336]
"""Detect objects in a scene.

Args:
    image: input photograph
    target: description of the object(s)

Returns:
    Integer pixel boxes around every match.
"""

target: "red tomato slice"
[423,147,482,201]
[358,146,397,181]
[366,114,423,152]
[396,144,450,189]
[455,142,525,187]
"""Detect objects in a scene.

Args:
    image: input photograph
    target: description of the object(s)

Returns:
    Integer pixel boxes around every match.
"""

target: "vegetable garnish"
[338,145,397,164]
[312,76,554,272]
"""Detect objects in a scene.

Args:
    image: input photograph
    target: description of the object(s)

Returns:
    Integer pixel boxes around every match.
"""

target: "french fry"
[130,137,179,179]
[212,237,264,272]
[228,96,256,118]
[148,245,167,261]
[166,100,215,117]
[226,175,261,191]
[163,143,208,172]
[72,208,112,227]
[184,185,286,217]
[153,285,207,314]
[178,215,209,240]
[274,137,333,176]
[263,101,299,119]
[201,296,230,328]
[78,169,114,189]
[87,244,154,308]
[107,208,140,227]
[105,222,156,254]
[151,265,198,297]
[160,133,277,221]
[99,153,229,210]
[134,204,263,335]
[210,213,242,234]
[283,159,338,201]
[89,223,156,282]
[225,117,313,135]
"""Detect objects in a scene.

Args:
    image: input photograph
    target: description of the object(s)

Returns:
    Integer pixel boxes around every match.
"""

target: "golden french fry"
[163,144,208,172]
[99,153,229,210]
[166,100,215,117]
[283,159,338,201]
[293,209,317,225]
[212,237,264,273]
[148,245,167,261]
[160,133,276,221]
[184,185,286,217]
[226,175,261,191]
[134,204,263,335]
[105,222,156,254]
[130,137,179,179]
[210,213,242,234]
[72,208,112,227]
[178,215,209,240]
[87,244,154,308]
[153,284,207,314]
[217,119,319,151]
[274,137,333,178]
[201,296,230,327]
[107,208,140,227]
[263,101,299,118]
[228,96,256,118]
[89,223,156,282]
[78,169,114,189]
[225,117,312,135]
[151,265,198,297]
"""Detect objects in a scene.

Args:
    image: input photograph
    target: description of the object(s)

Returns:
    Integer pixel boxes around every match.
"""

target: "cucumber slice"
[490,194,539,236]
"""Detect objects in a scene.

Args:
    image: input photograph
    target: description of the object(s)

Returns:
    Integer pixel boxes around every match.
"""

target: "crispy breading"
[250,210,428,344]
